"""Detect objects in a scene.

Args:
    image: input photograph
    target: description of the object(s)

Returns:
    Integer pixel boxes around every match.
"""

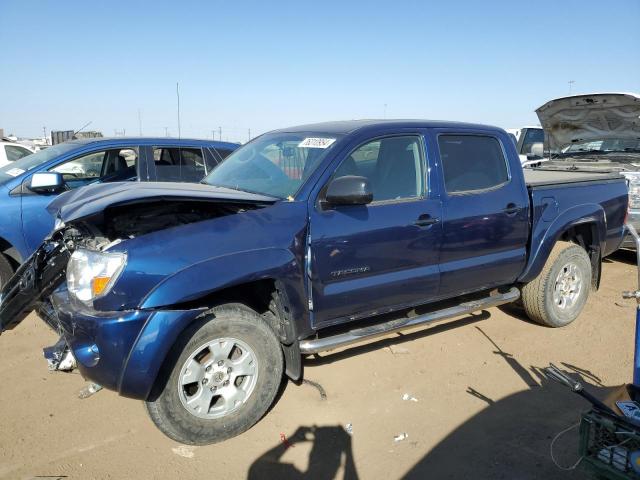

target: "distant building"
[51,130,103,144]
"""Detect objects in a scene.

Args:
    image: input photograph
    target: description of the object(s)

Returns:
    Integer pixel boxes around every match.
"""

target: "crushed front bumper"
[0,237,69,333]
[50,287,206,400]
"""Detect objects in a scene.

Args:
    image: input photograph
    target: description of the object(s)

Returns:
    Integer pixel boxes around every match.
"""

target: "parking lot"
[0,250,634,479]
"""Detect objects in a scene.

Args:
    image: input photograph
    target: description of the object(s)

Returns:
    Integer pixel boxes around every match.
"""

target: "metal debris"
[402,393,418,402]
[345,423,353,435]
[302,379,327,400]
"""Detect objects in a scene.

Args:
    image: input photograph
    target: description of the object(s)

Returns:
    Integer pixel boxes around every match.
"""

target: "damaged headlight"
[67,249,127,304]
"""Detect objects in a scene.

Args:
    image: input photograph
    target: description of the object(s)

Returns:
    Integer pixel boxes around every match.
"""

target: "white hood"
[535,92,640,150]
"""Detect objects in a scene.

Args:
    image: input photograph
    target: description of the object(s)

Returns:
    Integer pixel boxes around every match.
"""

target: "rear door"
[433,131,529,296]
[309,133,443,326]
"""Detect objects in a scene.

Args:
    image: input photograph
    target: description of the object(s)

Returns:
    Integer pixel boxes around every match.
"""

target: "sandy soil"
[0,250,637,480]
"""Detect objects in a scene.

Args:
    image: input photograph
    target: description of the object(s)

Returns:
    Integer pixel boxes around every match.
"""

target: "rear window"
[438,135,509,193]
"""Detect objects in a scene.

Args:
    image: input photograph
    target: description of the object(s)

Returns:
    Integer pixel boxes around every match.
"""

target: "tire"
[145,303,284,445]
[0,254,13,290]
[522,241,592,327]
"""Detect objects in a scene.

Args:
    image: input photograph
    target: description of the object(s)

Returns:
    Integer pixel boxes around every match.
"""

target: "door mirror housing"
[28,172,65,193]
[325,175,373,206]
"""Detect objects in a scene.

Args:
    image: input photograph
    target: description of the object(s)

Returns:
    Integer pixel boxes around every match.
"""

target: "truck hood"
[535,92,640,150]
[47,181,278,223]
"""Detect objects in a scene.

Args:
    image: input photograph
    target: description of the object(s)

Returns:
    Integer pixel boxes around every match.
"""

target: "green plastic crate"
[579,409,640,479]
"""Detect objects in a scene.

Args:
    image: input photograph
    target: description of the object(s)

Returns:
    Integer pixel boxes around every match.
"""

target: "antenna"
[164,126,169,137]
[218,126,222,141]
[568,80,575,95]
[176,82,181,139]
[73,120,92,136]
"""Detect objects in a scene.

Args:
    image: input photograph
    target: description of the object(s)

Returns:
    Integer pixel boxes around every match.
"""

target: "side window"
[334,136,423,202]
[438,135,509,193]
[153,147,206,182]
[5,145,32,161]
[50,148,138,189]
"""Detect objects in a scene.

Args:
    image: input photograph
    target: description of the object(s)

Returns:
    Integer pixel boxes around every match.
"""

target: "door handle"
[503,203,520,215]
[414,214,440,227]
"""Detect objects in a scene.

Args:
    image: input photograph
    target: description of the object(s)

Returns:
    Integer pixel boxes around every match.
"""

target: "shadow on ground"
[249,326,620,479]
[247,425,358,479]
[401,329,618,479]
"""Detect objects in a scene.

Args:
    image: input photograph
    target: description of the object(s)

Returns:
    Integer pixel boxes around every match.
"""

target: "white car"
[0,141,34,167]
[505,126,547,167]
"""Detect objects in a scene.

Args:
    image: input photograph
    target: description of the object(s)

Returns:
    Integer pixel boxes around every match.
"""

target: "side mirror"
[28,172,65,193]
[325,175,373,206]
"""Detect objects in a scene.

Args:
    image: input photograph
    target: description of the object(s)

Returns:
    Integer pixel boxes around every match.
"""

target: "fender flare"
[139,247,305,311]
[518,203,606,283]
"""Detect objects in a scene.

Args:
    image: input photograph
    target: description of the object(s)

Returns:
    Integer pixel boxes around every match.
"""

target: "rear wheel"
[146,303,284,445]
[0,254,13,290]
[522,241,592,327]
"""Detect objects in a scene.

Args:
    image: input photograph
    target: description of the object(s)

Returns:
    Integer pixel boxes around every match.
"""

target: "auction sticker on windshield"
[298,138,336,149]
[5,168,25,177]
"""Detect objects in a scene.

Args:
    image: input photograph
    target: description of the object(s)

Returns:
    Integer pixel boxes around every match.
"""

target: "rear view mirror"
[28,172,65,193]
[325,175,373,206]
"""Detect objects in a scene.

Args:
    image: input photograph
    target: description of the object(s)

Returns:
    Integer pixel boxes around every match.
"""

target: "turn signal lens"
[91,276,112,296]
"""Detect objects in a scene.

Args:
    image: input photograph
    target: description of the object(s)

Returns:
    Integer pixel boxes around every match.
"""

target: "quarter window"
[334,136,423,202]
[438,135,509,193]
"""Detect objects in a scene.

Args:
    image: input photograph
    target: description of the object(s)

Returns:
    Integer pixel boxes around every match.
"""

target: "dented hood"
[535,92,640,150]
[47,181,278,223]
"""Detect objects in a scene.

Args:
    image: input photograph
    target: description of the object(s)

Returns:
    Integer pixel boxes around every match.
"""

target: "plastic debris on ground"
[394,433,409,443]
[345,423,353,435]
[402,393,418,402]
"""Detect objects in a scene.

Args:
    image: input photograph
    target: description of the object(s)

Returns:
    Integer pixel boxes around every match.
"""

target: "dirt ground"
[0,250,637,480]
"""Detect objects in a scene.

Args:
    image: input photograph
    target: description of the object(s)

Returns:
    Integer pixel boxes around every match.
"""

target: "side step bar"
[299,287,520,354]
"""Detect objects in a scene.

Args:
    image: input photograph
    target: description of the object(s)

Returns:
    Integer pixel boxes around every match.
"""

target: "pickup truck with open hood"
[0,120,628,445]
[530,92,640,248]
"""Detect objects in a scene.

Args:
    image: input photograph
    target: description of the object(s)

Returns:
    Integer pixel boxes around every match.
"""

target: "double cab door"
[308,129,529,327]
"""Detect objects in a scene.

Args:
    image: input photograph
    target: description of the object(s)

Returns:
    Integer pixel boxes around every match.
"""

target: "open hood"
[47,181,278,224]
[535,93,640,150]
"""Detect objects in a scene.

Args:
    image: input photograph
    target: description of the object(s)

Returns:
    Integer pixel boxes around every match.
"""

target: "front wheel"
[521,241,592,327]
[146,303,284,445]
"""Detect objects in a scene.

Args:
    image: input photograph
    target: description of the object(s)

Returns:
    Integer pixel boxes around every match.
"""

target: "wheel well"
[559,222,600,288]
[0,237,20,271]
[167,279,302,380]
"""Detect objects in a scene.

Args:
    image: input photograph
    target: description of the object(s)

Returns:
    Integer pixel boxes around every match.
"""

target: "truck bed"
[523,168,623,187]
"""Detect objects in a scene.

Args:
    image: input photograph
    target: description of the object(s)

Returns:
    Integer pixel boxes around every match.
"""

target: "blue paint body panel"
[0,138,239,263]
[37,120,627,400]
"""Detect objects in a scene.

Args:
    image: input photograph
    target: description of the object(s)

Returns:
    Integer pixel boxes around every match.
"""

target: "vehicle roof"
[272,119,503,135]
[64,137,240,148]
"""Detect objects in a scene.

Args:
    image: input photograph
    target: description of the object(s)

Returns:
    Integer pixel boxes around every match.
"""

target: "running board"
[299,287,520,354]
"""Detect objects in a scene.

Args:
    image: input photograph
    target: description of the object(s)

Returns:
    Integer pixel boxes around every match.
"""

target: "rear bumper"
[51,287,206,400]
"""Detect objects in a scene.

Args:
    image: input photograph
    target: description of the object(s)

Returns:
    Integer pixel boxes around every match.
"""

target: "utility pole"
[212,130,216,140]
[218,126,222,141]
[568,80,575,95]
[42,126,47,142]
[164,127,169,137]
[248,128,251,142]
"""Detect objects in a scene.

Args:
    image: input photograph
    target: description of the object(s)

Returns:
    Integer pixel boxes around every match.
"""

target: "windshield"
[562,138,640,154]
[203,132,341,198]
[0,142,79,184]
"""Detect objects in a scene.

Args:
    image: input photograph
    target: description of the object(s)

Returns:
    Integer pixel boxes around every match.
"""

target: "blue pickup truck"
[0,120,628,445]
[0,137,238,288]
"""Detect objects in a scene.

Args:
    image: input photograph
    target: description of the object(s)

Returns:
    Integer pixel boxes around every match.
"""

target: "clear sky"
[1,0,639,142]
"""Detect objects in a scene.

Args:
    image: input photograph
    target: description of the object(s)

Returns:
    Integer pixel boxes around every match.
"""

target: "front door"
[309,134,442,326]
